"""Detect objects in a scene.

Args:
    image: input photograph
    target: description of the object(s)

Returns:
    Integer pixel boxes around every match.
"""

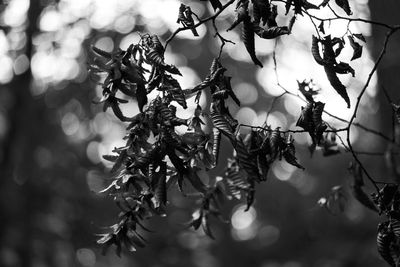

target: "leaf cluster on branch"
[88,0,400,265]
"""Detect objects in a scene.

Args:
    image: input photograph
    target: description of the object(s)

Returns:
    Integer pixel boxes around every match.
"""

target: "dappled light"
[1,0,400,266]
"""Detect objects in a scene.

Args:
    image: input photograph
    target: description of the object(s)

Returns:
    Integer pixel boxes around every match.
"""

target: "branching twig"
[346,27,400,192]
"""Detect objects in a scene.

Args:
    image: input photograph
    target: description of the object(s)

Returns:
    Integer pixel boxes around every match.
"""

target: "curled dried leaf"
[348,35,363,61]
[242,14,263,67]
[335,0,352,15]
[254,26,290,39]
[324,64,350,108]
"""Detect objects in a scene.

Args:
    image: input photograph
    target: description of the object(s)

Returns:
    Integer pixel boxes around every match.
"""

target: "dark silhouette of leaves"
[348,35,363,61]
[334,0,352,15]
[242,14,263,67]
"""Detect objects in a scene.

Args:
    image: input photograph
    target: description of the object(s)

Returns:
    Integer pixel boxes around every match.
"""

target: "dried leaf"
[242,14,263,67]
[348,35,363,61]
[311,35,328,65]
[334,0,352,15]
[377,222,396,266]
[353,33,366,42]
[324,64,350,108]
[254,26,290,39]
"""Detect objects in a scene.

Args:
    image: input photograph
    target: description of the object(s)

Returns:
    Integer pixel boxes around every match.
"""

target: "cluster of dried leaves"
[89,31,306,253]
[87,0,399,265]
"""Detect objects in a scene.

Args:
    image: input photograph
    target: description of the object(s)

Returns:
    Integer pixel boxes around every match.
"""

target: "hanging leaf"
[242,14,263,67]
[269,129,283,160]
[313,101,327,144]
[333,62,355,76]
[210,111,235,139]
[234,134,261,182]
[212,128,221,166]
[151,162,167,208]
[177,4,199,36]
[254,26,290,39]
[225,158,249,199]
[390,218,400,239]
[311,35,328,65]
[251,0,270,25]
[227,0,248,31]
[334,0,352,15]
[245,181,256,211]
[302,0,319,11]
[353,33,366,42]
[256,153,270,181]
[282,137,305,170]
[324,65,350,108]
[348,35,363,61]
[377,222,396,267]
[296,102,314,132]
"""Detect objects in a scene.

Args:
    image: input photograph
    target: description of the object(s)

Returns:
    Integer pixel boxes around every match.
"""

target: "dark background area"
[0,0,399,266]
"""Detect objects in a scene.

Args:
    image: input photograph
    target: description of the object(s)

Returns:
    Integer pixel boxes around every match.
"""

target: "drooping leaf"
[225,158,249,199]
[233,134,261,182]
[269,129,283,160]
[312,101,327,144]
[212,128,221,166]
[348,35,363,61]
[296,102,314,132]
[242,14,263,67]
[324,64,350,108]
[333,61,355,76]
[177,4,199,36]
[254,26,290,39]
[311,35,328,65]
[334,0,352,15]
[353,33,366,42]
[210,110,235,139]
[302,0,319,10]
[377,222,396,266]
[151,162,167,208]
[245,181,255,211]
[282,135,305,170]
[227,0,248,31]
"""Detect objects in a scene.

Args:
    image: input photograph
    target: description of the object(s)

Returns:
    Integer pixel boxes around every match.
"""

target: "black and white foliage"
[88,0,400,265]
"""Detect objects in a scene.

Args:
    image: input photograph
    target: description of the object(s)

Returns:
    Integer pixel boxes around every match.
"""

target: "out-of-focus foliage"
[1,0,400,267]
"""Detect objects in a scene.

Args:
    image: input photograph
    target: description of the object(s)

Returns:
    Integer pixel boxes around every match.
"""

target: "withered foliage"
[87,1,400,266]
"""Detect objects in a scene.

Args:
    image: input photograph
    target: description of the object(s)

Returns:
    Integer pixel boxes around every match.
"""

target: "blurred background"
[0,0,400,266]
